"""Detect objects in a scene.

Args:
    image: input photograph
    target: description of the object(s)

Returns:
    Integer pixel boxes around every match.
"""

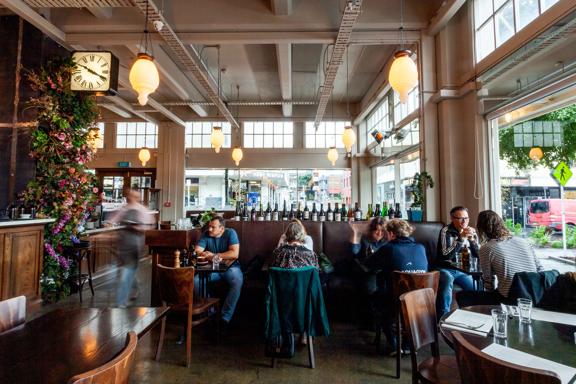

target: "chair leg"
[186,313,192,368]
[308,335,315,369]
[155,317,166,361]
[216,302,221,344]
[396,312,401,379]
[87,251,94,296]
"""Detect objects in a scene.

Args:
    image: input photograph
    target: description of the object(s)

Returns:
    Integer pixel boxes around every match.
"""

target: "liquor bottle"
[388,203,395,220]
[326,203,334,222]
[234,201,241,221]
[258,202,264,221]
[395,202,402,218]
[348,205,355,222]
[289,203,296,220]
[296,202,302,220]
[319,203,326,222]
[381,201,388,218]
[265,203,272,221]
[374,204,381,217]
[341,204,347,222]
[180,248,189,267]
[366,204,373,220]
[241,203,249,221]
[334,203,341,222]
[311,203,318,221]
[282,200,288,221]
[272,203,279,221]
[354,202,362,221]
[303,203,310,220]
[250,205,257,222]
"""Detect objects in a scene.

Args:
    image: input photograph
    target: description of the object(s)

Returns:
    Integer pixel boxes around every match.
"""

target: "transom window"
[243,121,293,148]
[185,122,231,148]
[393,87,419,125]
[116,122,158,148]
[305,121,350,148]
[366,95,390,145]
[94,122,104,148]
[474,0,559,62]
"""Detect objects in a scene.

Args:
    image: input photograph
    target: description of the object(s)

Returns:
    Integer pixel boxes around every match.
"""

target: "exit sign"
[117,161,131,168]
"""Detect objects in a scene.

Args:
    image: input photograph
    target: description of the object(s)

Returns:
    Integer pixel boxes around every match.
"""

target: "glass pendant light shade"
[211,126,225,153]
[87,127,102,151]
[529,147,543,162]
[389,50,418,104]
[327,147,339,166]
[129,53,160,106]
[232,147,243,166]
[138,147,151,166]
[342,126,357,153]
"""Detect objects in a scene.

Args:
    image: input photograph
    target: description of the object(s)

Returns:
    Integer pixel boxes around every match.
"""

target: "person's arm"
[349,223,363,256]
[480,246,495,292]
[438,226,463,263]
[216,229,240,260]
[195,236,211,257]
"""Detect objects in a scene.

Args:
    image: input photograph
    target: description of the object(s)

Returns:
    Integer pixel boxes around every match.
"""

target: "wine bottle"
[319,203,326,222]
[311,202,318,221]
[234,201,241,221]
[296,202,302,220]
[388,203,395,220]
[374,204,381,217]
[242,203,249,221]
[348,205,355,222]
[354,202,362,221]
[334,203,341,222]
[303,203,310,220]
[272,203,279,221]
[381,201,388,218]
[289,203,296,220]
[366,204,373,220]
[326,203,334,221]
[341,204,347,222]
[395,202,402,218]
[265,203,272,221]
[282,200,288,221]
[258,202,264,221]
[250,204,257,222]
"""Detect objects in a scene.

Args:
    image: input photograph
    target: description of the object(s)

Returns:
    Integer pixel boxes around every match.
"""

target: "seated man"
[195,216,243,325]
[350,217,388,295]
[436,206,479,317]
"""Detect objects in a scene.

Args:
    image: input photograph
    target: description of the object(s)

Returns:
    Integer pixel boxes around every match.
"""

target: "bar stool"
[66,241,95,302]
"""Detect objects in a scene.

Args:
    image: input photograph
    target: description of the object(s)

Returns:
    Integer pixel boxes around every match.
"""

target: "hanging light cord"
[400,0,405,51]
[346,45,350,118]
[139,0,154,57]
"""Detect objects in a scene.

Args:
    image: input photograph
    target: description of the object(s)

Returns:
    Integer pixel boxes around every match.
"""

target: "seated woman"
[362,219,428,355]
[457,210,543,307]
[350,217,387,259]
[272,220,319,269]
[277,218,314,251]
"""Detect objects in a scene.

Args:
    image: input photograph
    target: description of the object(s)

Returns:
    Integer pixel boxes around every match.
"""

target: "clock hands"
[76,63,107,81]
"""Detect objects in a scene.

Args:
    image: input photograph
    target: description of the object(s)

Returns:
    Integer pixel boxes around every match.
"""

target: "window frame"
[185,121,232,149]
[304,121,350,149]
[115,122,158,149]
[242,121,294,149]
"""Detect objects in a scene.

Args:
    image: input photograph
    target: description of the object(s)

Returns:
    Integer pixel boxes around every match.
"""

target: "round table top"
[440,305,576,368]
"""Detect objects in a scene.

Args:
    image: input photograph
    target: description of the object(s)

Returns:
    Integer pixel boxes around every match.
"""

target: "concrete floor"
[35,259,447,384]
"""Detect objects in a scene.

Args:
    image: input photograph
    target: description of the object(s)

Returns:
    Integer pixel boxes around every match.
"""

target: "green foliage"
[551,240,563,248]
[505,219,523,236]
[410,171,434,208]
[20,57,100,303]
[529,225,551,247]
[499,105,576,171]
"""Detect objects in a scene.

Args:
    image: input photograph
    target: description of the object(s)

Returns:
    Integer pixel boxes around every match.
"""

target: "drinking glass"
[454,252,461,264]
[517,298,533,324]
[212,254,221,269]
[491,309,508,338]
[518,322,534,346]
[470,258,478,271]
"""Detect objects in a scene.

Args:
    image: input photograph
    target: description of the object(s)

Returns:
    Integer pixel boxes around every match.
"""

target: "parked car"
[528,198,576,230]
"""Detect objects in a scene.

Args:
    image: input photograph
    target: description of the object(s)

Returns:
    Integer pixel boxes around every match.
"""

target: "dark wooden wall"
[0,15,69,208]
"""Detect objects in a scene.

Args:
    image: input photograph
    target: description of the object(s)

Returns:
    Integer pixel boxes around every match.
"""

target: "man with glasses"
[435,206,479,317]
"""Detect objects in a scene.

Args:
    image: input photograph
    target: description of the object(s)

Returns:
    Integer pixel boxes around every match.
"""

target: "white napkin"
[482,343,576,384]
[441,309,494,336]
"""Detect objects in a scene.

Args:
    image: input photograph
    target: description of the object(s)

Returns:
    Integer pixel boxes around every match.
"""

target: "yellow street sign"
[552,161,573,186]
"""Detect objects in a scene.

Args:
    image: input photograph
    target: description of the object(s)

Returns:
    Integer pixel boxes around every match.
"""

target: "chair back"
[399,288,438,354]
[452,332,561,384]
[0,296,26,333]
[508,270,559,306]
[392,271,439,299]
[68,332,138,384]
[157,265,195,306]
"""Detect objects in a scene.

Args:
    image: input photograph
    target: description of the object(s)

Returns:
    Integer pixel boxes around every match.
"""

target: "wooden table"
[196,259,235,298]
[0,306,168,384]
[440,305,576,368]
[447,261,483,290]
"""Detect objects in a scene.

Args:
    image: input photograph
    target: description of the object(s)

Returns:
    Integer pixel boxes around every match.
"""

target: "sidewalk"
[534,247,576,274]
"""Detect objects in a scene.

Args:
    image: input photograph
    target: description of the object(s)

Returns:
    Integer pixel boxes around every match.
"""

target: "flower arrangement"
[20,57,100,302]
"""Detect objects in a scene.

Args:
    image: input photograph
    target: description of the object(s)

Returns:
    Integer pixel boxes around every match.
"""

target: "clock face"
[71,51,113,92]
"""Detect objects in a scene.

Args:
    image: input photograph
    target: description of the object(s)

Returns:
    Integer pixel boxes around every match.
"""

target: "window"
[95,122,104,148]
[474,0,560,62]
[393,87,419,125]
[366,96,390,145]
[243,122,293,148]
[185,122,231,149]
[305,121,350,148]
[116,122,158,148]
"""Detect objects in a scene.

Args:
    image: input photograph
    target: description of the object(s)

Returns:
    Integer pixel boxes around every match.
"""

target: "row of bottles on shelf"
[366,202,403,220]
[234,201,365,222]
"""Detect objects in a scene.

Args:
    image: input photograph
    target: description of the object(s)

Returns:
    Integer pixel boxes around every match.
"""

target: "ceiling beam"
[104,96,157,124]
[276,44,292,117]
[86,7,113,19]
[427,0,466,36]
[99,103,132,118]
[132,0,238,128]
[270,0,293,16]
[313,0,362,128]
[23,0,131,6]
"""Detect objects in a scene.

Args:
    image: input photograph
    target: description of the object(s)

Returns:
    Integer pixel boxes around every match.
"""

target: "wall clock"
[71,51,119,94]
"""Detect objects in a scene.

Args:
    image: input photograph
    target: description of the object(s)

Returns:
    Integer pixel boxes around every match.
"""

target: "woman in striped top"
[457,210,543,306]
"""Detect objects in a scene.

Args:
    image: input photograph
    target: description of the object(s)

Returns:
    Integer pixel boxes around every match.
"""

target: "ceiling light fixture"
[87,127,102,152]
[232,147,243,166]
[138,147,151,166]
[342,46,357,153]
[129,0,159,106]
[327,146,339,166]
[210,126,224,153]
[388,0,418,104]
[231,85,243,166]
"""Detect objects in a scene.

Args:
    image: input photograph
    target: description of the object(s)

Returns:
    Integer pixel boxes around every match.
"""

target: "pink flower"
[68,168,76,175]
[92,187,99,193]
[56,132,66,141]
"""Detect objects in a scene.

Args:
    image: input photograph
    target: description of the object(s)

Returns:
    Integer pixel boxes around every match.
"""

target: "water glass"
[491,309,508,338]
[517,298,533,324]
[470,258,478,271]
[212,254,221,269]
[454,253,461,264]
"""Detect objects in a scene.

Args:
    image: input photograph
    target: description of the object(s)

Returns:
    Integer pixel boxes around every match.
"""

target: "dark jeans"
[436,268,475,318]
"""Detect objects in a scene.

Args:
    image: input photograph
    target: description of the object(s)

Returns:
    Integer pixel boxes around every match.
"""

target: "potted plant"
[409,171,434,222]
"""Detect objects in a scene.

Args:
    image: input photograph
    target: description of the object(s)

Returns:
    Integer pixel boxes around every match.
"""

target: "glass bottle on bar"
[340,203,347,222]
[354,202,362,221]
[272,202,279,221]
[334,203,341,222]
[258,202,264,221]
[242,202,249,221]
[311,202,318,221]
[282,200,288,221]
[366,204,373,220]
[394,202,402,218]
[374,203,381,217]
[265,202,272,221]
[319,203,326,222]
[326,203,334,221]
[388,203,395,220]
[234,201,241,221]
[250,204,257,222]
[296,202,302,220]
[289,203,296,220]
[381,201,388,218]
[303,203,310,220]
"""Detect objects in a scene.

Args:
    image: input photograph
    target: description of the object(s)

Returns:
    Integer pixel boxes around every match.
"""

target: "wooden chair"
[0,295,26,334]
[389,271,440,379]
[452,332,561,384]
[155,264,220,367]
[68,332,138,384]
[399,288,460,384]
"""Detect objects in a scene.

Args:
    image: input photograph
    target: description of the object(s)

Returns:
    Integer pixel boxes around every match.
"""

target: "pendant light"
[341,46,357,153]
[231,85,244,166]
[327,146,339,166]
[388,0,418,104]
[87,127,102,152]
[129,0,159,106]
[210,126,224,153]
[529,147,544,162]
[232,147,243,166]
[138,147,151,166]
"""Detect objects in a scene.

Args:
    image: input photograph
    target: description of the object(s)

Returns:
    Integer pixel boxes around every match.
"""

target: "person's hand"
[463,227,476,240]
[202,251,215,259]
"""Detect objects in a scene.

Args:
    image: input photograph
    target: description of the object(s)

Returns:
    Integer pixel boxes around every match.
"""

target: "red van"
[528,199,576,230]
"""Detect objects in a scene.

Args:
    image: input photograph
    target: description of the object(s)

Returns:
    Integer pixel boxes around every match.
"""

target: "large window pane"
[244,121,293,148]
[476,18,495,61]
[540,0,558,11]
[305,121,351,148]
[185,122,231,149]
[474,0,493,27]
[515,0,539,31]
[495,1,514,47]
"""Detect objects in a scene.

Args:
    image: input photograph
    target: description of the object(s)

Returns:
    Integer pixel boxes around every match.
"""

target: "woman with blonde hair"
[272,220,319,269]
[277,218,314,251]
